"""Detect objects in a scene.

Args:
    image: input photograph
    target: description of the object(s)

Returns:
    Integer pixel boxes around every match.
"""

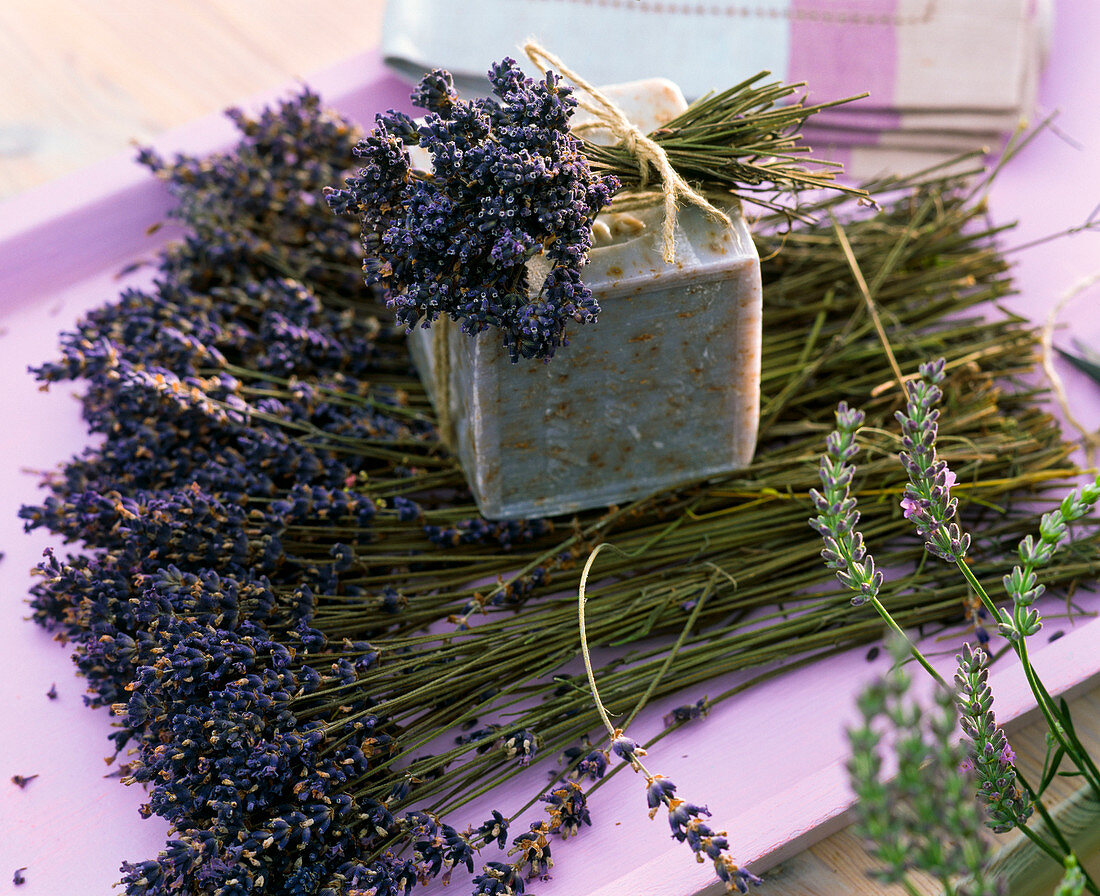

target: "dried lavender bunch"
[328,54,869,363]
[847,637,1001,895]
[139,89,365,297]
[328,59,618,362]
[26,83,1100,896]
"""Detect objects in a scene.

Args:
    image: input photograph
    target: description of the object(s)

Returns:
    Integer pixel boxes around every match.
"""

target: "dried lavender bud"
[663,697,710,728]
[955,643,1033,832]
[10,775,37,789]
[541,780,592,838]
[574,750,608,781]
[610,728,646,765]
[645,775,678,816]
[46,683,58,700]
[329,58,618,362]
[476,811,510,850]
[12,868,26,886]
[471,861,526,896]
[508,822,553,879]
[500,729,540,766]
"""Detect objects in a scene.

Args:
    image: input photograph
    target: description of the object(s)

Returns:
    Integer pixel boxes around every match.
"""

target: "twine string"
[523,40,732,264]
[431,42,740,440]
[1040,271,1100,469]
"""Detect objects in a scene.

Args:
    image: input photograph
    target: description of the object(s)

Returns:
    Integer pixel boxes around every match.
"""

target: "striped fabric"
[380,0,1050,177]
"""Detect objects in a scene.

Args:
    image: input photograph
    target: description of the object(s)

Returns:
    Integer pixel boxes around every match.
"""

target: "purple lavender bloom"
[895,359,970,562]
[809,402,883,606]
[328,58,619,362]
[955,642,1033,832]
[645,775,678,815]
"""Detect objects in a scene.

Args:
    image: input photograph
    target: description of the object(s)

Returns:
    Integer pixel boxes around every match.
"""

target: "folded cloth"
[381,0,1051,177]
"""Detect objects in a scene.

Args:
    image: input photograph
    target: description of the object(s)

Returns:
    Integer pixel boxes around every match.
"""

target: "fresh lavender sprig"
[810,401,948,686]
[996,480,1100,643]
[809,401,883,606]
[896,358,970,563]
[1055,855,1088,896]
[814,358,1100,896]
[848,637,1001,896]
[897,363,1100,802]
[955,643,1033,832]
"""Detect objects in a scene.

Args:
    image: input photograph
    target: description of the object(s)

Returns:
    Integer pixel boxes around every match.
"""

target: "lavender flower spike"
[955,642,1033,832]
[809,401,883,606]
[998,474,1100,642]
[896,358,971,562]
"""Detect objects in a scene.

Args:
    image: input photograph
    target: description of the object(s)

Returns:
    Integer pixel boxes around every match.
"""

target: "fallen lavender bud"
[663,697,710,728]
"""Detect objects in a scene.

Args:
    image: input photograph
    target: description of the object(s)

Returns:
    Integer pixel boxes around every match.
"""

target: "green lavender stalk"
[848,635,1000,896]
[813,359,1100,895]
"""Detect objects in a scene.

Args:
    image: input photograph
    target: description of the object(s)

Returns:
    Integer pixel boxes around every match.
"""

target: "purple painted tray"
[5,6,1100,892]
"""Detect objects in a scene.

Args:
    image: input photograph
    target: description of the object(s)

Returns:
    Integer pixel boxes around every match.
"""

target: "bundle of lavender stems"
[21,87,1100,896]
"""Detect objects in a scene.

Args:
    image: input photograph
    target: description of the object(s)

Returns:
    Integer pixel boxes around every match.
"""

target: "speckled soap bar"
[408,80,762,519]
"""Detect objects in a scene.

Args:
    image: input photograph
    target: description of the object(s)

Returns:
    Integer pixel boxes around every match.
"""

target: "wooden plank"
[761,684,1100,896]
[3,6,1100,896]
[0,0,384,198]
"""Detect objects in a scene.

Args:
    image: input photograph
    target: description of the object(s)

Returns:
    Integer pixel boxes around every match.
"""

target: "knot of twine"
[524,41,732,264]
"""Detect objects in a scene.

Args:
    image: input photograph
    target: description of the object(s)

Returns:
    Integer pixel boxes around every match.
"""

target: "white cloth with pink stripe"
[380,0,1051,178]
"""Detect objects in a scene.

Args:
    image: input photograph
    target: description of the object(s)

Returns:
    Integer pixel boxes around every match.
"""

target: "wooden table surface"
[0,0,384,199]
[2,3,1098,894]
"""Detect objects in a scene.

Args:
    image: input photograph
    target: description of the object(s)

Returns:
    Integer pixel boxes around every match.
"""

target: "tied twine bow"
[523,41,732,264]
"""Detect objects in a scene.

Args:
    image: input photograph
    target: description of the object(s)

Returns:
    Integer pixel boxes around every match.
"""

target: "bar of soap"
[406,80,763,519]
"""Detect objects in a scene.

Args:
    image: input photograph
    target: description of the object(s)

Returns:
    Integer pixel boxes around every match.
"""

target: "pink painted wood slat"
[4,4,1100,890]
